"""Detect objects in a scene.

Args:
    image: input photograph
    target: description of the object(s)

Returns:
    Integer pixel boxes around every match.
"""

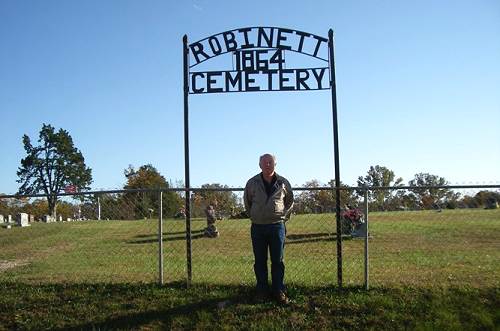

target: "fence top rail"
[1,184,499,199]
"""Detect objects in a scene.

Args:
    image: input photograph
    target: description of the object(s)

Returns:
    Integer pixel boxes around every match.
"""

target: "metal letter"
[276,28,293,50]
[189,42,209,64]
[257,27,274,48]
[223,31,237,52]
[238,27,255,49]
[279,69,294,90]
[313,35,328,57]
[225,71,243,91]
[311,68,326,89]
[266,69,278,90]
[245,71,260,91]
[191,72,205,93]
[208,36,222,55]
[207,71,223,93]
[295,30,311,53]
[296,69,310,90]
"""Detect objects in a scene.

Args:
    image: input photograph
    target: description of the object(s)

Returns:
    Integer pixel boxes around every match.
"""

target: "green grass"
[1,208,498,287]
[0,282,498,330]
[0,209,498,329]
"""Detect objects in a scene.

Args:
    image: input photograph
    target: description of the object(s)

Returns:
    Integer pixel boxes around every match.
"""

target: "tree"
[357,165,403,211]
[472,190,500,209]
[190,183,240,218]
[294,179,358,214]
[408,173,451,209]
[123,164,182,218]
[0,195,9,216]
[17,124,92,217]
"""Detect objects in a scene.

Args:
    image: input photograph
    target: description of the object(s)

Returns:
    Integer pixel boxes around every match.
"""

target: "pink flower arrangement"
[341,208,364,226]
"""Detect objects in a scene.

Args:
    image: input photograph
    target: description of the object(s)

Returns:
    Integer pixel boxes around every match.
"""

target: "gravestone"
[485,198,498,209]
[59,215,63,222]
[16,213,30,227]
[352,221,367,238]
[66,217,72,222]
[7,215,12,223]
[0,215,4,223]
[43,215,53,223]
[29,215,35,223]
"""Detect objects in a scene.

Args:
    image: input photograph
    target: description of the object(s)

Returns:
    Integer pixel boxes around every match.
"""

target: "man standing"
[244,154,294,304]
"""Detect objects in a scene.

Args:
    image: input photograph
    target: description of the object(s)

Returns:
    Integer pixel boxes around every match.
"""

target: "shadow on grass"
[130,231,347,244]
[133,229,205,239]
[286,232,339,244]
[128,232,206,244]
[50,283,260,331]
[3,281,497,331]
[47,282,345,331]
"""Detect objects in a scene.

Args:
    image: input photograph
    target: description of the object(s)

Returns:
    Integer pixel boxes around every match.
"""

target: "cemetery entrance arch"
[182,27,343,286]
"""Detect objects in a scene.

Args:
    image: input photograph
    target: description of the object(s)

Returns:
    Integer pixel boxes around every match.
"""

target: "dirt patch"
[0,260,29,272]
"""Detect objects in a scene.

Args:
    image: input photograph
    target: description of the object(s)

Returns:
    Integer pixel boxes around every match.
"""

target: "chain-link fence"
[364,187,500,288]
[0,186,499,288]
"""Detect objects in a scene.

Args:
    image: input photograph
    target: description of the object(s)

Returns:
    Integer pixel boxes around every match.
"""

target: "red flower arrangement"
[341,208,364,225]
[340,208,364,235]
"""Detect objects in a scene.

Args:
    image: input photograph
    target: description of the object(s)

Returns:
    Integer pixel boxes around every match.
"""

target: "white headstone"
[29,215,35,223]
[59,215,62,222]
[7,215,12,223]
[16,213,30,227]
[43,215,53,223]
[66,217,72,222]
[0,215,4,223]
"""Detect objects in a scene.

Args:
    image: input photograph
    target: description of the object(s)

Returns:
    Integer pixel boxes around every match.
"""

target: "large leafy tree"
[408,173,452,209]
[190,183,240,218]
[123,164,182,218]
[17,124,92,217]
[357,165,403,211]
[294,179,358,214]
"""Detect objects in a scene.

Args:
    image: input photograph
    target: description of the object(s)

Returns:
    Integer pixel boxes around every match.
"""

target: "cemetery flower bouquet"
[340,208,364,235]
[341,208,364,226]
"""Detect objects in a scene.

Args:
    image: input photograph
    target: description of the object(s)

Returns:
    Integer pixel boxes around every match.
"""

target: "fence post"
[158,191,164,285]
[97,195,101,221]
[363,189,369,290]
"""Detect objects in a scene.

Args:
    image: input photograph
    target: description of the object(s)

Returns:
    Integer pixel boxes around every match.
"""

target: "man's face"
[259,155,275,177]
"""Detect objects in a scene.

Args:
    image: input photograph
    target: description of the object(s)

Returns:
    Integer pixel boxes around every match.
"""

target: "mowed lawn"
[0,208,499,287]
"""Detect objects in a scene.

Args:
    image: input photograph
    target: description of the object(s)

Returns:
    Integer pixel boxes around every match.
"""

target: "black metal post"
[183,35,192,287]
[158,191,163,285]
[328,29,342,288]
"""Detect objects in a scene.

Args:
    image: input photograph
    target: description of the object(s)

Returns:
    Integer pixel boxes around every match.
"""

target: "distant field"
[0,208,498,287]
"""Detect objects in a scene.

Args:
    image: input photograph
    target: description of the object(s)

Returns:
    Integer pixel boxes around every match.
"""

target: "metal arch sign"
[181,27,343,287]
[187,27,330,93]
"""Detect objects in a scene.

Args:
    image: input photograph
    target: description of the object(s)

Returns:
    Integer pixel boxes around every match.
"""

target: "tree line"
[1,124,498,220]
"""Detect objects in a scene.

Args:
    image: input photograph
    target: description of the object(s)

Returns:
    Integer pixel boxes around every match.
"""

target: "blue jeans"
[251,222,286,294]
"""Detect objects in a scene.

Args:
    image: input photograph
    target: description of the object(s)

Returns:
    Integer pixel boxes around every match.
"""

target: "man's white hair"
[259,153,276,165]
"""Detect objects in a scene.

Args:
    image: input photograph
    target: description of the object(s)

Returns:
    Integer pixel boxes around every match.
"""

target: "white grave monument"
[16,213,30,227]
[0,215,4,223]
[7,215,12,223]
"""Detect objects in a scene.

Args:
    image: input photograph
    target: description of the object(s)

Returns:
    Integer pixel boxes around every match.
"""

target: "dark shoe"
[274,291,289,305]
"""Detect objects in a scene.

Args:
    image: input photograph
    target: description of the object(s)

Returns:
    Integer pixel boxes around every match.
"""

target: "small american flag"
[64,185,77,193]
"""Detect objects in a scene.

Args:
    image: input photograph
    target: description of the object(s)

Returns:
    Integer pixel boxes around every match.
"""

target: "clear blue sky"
[1,0,499,194]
